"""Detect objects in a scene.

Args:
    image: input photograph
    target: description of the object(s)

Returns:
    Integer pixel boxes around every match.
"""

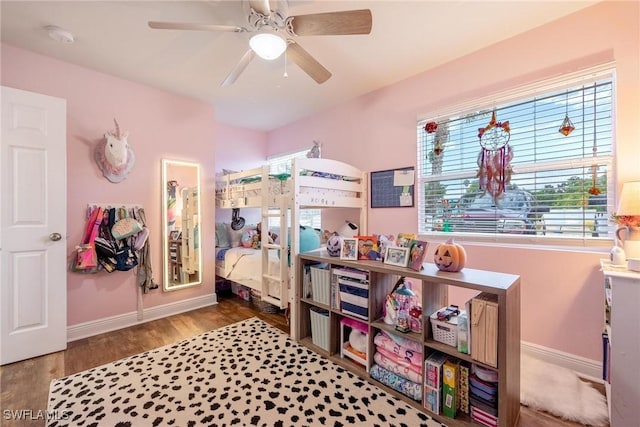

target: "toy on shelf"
[433,238,467,272]
[392,278,418,333]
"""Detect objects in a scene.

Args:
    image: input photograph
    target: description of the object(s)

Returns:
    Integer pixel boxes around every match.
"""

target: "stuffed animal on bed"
[241,229,257,248]
[256,223,277,245]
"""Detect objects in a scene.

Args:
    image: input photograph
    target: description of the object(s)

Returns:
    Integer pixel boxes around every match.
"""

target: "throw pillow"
[216,222,230,248]
[227,223,254,248]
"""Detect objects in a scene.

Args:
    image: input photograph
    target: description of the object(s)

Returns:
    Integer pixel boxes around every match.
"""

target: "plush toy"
[326,233,342,257]
[241,229,257,248]
[251,233,260,249]
[299,226,321,252]
[337,221,358,238]
[433,238,467,272]
[383,293,399,325]
[349,329,368,354]
[306,140,321,158]
[256,222,277,245]
[278,226,321,265]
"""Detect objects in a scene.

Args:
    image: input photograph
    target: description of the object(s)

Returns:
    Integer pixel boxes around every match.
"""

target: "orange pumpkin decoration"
[433,238,466,272]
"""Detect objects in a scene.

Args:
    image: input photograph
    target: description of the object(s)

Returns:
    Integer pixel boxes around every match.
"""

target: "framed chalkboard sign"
[370,167,415,208]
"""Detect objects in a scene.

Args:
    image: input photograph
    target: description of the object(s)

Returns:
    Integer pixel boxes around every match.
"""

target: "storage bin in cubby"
[310,266,330,305]
[309,307,329,351]
[429,308,463,347]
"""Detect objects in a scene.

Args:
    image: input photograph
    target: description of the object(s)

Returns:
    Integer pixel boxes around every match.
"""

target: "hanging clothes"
[133,207,158,293]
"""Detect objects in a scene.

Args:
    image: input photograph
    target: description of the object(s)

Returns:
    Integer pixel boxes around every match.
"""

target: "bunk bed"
[215,158,368,323]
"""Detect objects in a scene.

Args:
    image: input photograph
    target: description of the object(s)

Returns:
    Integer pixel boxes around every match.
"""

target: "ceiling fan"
[148,0,372,86]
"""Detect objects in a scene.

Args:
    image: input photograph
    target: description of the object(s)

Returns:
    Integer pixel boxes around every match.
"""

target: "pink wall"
[267,1,640,361]
[214,123,268,225]
[1,44,217,326]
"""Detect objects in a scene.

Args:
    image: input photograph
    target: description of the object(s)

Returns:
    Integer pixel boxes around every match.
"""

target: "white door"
[1,86,67,365]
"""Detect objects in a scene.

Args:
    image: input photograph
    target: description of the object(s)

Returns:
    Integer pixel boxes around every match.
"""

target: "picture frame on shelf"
[340,237,358,260]
[170,230,182,241]
[384,246,410,267]
[408,240,429,271]
[396,232,417,247]
[355,235,381,260]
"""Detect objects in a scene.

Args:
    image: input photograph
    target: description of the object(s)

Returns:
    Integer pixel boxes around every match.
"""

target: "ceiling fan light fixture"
[249,33,286,60]
[44,25,74,44]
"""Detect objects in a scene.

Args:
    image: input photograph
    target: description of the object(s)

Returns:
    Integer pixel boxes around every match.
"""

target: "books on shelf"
[424,351,448,414]
[458,363,470,414]
[442,359,460,418]
[425,352,448,389]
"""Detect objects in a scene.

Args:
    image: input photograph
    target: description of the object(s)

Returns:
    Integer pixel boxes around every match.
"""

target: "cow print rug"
[48,317,442,426]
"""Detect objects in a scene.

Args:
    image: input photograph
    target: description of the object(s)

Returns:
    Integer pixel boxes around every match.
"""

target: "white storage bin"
[310,266,330,305]
[429,308,465,347]
[310,308,329,351]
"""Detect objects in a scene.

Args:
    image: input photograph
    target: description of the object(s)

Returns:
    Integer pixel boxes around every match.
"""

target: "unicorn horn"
[113,118,121,139]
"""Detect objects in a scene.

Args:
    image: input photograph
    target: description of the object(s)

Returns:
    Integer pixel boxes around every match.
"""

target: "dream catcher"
[477,110,513,200]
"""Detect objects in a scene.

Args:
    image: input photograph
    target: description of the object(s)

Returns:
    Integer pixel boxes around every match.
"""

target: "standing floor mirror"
[162,159,202,291]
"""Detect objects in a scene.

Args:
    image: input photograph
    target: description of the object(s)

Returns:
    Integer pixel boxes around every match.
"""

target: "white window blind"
[267,150,321,229]
[417,68,615,244]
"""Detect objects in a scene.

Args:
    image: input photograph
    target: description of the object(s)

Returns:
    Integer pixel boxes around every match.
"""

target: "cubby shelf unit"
[296,249,521,427]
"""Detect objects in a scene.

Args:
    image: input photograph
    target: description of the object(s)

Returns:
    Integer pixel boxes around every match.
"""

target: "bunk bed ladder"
[260,193,289,309]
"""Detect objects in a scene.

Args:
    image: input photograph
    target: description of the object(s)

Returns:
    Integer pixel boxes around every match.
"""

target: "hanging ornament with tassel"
[558,90,575,137]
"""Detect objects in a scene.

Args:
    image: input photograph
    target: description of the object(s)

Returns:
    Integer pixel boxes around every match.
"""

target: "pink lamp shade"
[616,181,640,260]
[617,181,640,216]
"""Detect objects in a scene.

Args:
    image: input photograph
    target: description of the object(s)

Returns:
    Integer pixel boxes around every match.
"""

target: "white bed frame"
[216,158,368,337]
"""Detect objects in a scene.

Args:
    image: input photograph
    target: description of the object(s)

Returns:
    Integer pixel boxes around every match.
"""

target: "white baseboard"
[67,302,602,381]
[521,340,603,382]
[67,294,218,342]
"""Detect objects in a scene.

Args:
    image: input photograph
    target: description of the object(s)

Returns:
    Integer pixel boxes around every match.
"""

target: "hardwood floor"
[0,292,604,427]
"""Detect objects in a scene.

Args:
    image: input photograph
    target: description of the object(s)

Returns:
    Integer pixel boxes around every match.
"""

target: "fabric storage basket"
[429,308,461,347]
[310,266,330,305]
[309,307,329,351]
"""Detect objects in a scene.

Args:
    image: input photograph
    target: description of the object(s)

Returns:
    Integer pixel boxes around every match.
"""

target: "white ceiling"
[1,1,598,131]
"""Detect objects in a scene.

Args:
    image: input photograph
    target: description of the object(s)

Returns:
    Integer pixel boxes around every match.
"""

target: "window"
[417,66,615,244]
[267,150,321,229]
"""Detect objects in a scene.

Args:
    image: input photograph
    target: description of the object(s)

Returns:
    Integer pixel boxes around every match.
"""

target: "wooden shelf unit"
[600,259,640,426]
[296,249,521,427]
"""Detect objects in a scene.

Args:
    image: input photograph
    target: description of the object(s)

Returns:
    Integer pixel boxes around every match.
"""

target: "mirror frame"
[162,159,202,291]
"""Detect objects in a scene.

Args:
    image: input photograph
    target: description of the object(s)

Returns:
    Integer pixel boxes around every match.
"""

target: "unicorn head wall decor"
[96,118,136,183]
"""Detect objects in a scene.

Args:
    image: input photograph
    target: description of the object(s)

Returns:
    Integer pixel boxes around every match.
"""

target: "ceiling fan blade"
[148,21,244,32]
[286,41,331,84]
[221,49,256,87]
[287,9,372,36]
[248,0,271,16]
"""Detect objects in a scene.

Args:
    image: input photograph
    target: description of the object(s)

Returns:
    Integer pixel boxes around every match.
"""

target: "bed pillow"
[216,223,230,248]
[227,223,255,248]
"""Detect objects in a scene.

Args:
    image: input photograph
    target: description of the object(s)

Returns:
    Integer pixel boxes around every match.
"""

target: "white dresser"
[600,260,640,426]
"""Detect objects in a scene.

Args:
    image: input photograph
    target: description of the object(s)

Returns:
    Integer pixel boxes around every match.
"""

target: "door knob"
[49,232,62,241]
